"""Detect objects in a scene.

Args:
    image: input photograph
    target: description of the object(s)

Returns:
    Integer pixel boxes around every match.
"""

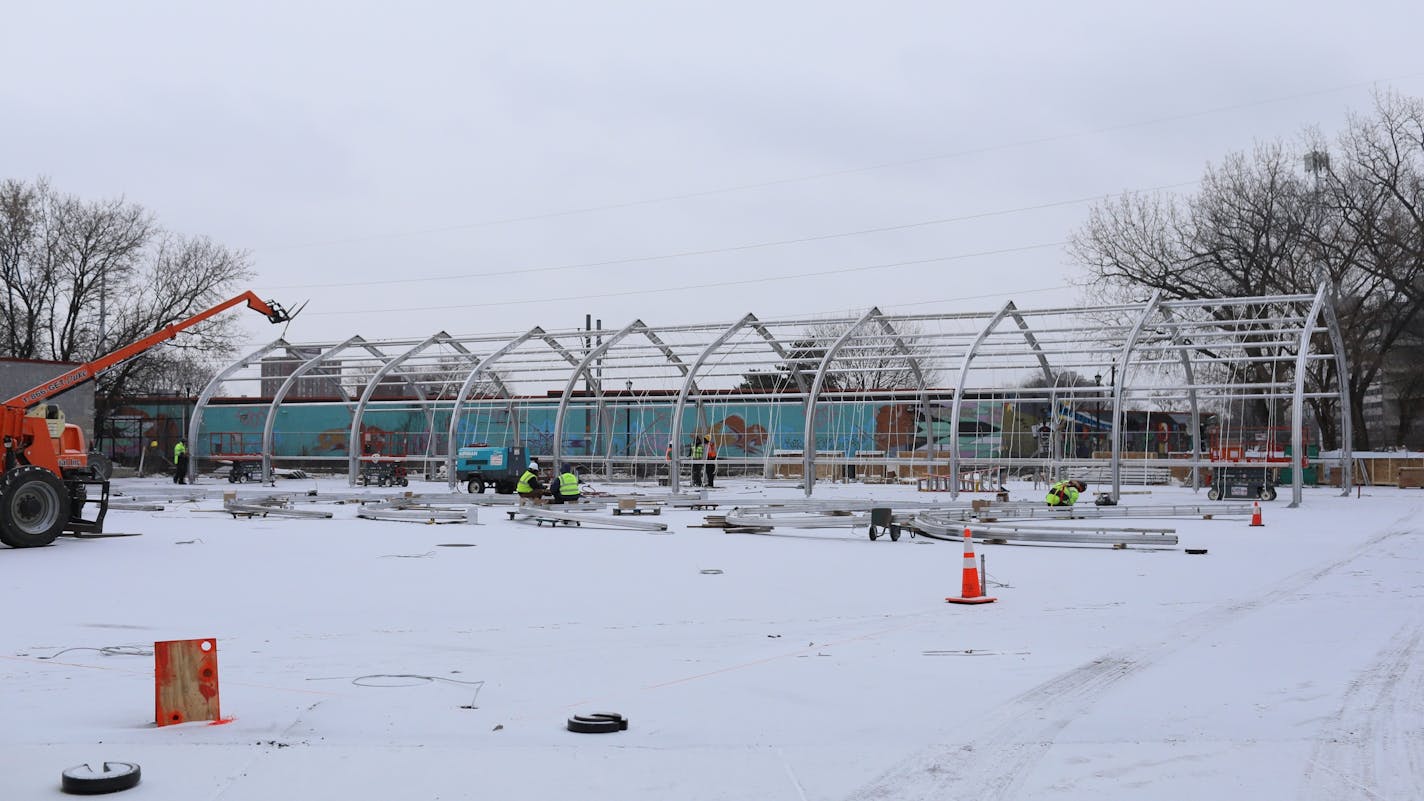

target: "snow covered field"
[2,476,1420,800]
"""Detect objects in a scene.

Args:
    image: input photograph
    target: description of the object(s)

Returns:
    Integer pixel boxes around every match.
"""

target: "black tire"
[61,761,141,794]
[1260,486,1277,501]
[584,712,628,730]
[467,477,486,494]
[0,466,72,548]
[890,528,901,542]
[398,477,409,487]
[568,712,627,733]
[86,452,114,481]
[1206,487,1220,501]
[868,529,878,541]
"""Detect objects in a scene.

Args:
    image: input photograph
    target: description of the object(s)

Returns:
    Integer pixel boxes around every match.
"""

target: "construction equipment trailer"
[0,292,296,548]
[454,444,529,494]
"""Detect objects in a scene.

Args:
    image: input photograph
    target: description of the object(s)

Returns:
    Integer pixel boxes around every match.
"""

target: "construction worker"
[552,465,581,504]
[1045,479,1085,507]
[173,438,189,484]
[690,435,705,487]
[516,461,545,506]
[703,434,718,488]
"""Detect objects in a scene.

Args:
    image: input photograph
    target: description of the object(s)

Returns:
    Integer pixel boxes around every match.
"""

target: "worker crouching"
[516,461,546,506]
[551,465,581,504]
[1046,479,1085,507]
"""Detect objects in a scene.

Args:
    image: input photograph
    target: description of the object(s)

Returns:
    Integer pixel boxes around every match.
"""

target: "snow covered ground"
[2,475,1421,800]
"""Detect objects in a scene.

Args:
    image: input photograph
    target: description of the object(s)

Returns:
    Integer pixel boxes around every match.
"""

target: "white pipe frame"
[187,291,1349,506]
[441,327,551,490]
[185,338,287,482]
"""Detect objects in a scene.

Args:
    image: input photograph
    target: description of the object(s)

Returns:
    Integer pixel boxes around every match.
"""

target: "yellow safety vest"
[516,469,537,493]
[558,472,579,496]
[174,442,188,459]
[1046,481,1078,506]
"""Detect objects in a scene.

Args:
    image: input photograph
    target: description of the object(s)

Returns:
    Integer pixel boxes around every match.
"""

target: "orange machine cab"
[17,406,89,475]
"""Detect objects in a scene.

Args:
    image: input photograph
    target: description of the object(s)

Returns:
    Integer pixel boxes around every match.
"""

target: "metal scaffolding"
[188,286,1351,506]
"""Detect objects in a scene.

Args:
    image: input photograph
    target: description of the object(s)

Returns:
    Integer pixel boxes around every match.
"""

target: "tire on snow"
[567,712,628,733]
[0,465,72,548]
[61,761,141,795]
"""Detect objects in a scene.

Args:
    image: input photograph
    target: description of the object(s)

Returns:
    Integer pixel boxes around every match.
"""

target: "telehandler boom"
[0,291,296,547]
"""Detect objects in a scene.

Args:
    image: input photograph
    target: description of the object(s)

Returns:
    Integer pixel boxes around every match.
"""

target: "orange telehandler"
[0,291,296,547]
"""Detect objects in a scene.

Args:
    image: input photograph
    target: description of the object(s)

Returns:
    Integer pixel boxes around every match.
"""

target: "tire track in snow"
[844,521,1416,801]
[1299,621,1424,801]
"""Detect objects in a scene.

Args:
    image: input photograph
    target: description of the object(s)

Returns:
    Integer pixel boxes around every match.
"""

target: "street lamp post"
[1094,372,1103,458]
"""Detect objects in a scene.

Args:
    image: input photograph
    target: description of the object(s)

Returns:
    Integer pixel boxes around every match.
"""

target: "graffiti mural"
[109,397,1037,463]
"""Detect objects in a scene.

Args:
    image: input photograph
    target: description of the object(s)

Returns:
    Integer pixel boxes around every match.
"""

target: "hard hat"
[529,461,539,471]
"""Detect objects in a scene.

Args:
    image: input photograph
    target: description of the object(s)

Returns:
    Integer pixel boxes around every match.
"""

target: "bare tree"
[90,233,255,440]
[739,337,823,393]
[740,320,939,393]
[809,319,939,392]
[0,178,57,358]
[1070,93,1424,449]
[1,179,254,454]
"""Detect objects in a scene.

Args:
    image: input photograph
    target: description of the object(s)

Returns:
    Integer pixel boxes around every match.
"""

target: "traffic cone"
[946,528,997,605]
[1249,501,1263,527]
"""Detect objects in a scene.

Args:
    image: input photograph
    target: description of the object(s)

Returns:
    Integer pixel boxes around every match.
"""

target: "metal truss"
[190,286,1350,505]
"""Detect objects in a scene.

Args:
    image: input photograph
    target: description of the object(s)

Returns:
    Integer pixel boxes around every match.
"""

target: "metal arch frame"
[261,336,367,483]
[750,321,811,395]
[641,328,692,378]
[667,314,757,494]
[442,326,546,490]
[1008,305,1058,479]
[346,331,454,485]
[539,331,583,368]
[865,314,934,495]
[182,293,1350,506]
[586,326,693,481]
[801,308,880,496]
[550,319,651,474]
[1007,306,1056,385]
[1109,291,1164,502]
[947,303,1014,500]
[945,302,1057,500]
[185,338,287,482]
[1289,283,1353,505]
[869,315,926,391]
[1317,289,1353,497]
[1156,306,1203,492]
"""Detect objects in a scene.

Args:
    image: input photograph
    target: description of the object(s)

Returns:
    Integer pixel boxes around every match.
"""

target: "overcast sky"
[6,1,1423,348]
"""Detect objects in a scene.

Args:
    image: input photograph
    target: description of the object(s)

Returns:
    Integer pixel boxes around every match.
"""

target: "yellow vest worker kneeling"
[552,466,581,505]
[1046,479,1085,507]
[516,461,546,506]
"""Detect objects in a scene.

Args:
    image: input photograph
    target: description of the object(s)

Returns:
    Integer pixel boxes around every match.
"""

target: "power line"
[303,241,1065,317]
[266,181,1194,291]
[255,71,1423,254]
[879,284,1074,311]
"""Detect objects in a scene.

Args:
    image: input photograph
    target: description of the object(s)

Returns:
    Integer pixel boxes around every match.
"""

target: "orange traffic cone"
[1249,501,1263,527]
[946,528,997,605]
